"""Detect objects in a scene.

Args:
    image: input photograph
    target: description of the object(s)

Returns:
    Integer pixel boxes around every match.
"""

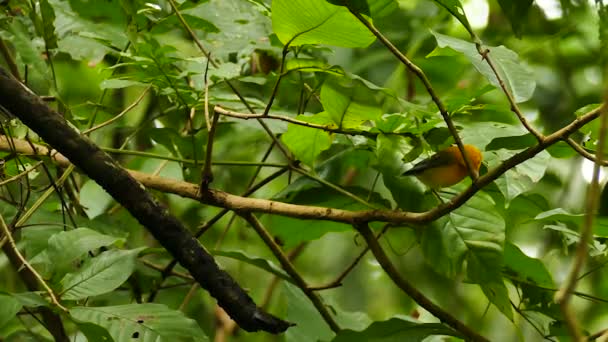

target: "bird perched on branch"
[402,144,482,188]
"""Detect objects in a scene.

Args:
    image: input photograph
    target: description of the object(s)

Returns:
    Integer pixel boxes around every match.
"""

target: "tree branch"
[0,67,292,334]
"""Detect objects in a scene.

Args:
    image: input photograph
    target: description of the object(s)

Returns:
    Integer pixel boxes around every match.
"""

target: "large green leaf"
[281,112,334,166]
[332,316,462,341]
[504,242,556,312]
[283,283,335,342]
[70,304,208,342]
[0,294,21,329]
[269,185,390,247]
[430,31,536,103]
[321,79,383,129]
[272,0,375,47]
[60,248,142,300]
[421,190,510,319]
[47,227,124,276]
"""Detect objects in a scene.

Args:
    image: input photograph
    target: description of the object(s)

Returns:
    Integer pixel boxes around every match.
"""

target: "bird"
[402,144,482,188]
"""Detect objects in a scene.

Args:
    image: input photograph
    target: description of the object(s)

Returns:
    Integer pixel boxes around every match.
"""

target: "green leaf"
[40,0,58,49]
[70,304,208,342]
[60,248,142,300]
[422,189,509,320]
[10,292,49,308]
[213,250,293,283]
[432,0,473,34]
[99,79,147,89]
[497,0,534,37]
[534,208,608,238]
[321,79,383,128]
[504,242,554,288]
[272,0,375,47]
[79,181,114,219]
[269,185,390,247]
[47,227,124,275]
[375,133,414,176]
[503,242,556,312]
[74,321,115,342]
[462,121,550,203]
[283,283,335,342]
[0,294,21,329]
[468,250,513,321]
[281,112,333,166]
[332,316,462,341]
[430,31,536,103]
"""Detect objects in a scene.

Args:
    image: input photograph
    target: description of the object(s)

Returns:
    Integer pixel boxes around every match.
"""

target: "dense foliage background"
[0,0,607,341]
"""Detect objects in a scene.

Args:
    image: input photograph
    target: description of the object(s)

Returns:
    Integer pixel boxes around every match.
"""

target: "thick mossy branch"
[0,67,292,334]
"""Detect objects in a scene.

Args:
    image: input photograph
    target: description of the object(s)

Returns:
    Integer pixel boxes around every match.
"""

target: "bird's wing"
[402,150,454,176]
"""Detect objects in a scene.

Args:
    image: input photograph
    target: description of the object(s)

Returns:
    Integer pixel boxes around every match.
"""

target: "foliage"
[0,0,606,341]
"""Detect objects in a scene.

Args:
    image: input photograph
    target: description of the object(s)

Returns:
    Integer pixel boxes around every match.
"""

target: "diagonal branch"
[0,67,292,334]
[0,103,603,226]
[353,222,486,341]
[348,9,478,182]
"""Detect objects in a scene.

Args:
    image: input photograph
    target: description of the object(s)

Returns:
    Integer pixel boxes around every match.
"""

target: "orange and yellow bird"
[402,144,482,188]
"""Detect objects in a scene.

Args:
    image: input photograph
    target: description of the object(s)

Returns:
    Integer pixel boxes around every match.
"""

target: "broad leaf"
[283,283,335,342]
[60,248,142,300]
[47,227,124,276]
[421,190,510,319]
[281,112,334,166]
[0,294,21,328]
[70,304,208,342]
[272,0,375,47]
[321,79,383,129]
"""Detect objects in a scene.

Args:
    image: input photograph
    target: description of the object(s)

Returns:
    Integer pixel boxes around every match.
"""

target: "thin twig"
[166,0,292,160]
[215,106,415,138]
[348,9,478,182]
[310,224,390,291]
[82,86,150,134]
[475,45,544,141]
[200,110,220,190]
[1,106,603,226]
[241,213,341,332]
[353,222,487,341]
[0,213,68,312]
[565,137,608,165]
